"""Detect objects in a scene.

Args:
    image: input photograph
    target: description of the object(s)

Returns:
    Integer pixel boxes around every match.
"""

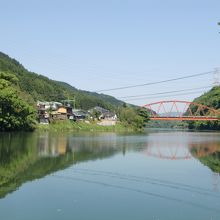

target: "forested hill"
[0,52,125,110]
[193,86,220,109]
[188,86,220,130]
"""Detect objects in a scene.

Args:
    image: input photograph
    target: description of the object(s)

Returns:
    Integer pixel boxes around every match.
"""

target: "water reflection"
[189,140,220,176]
[144,133,220,166]
[0,132,145,198]
[0,132,74,199]
[190,141,220,191]
[38,133,70,157]
[145,141,191,160]
[1,131,220,200]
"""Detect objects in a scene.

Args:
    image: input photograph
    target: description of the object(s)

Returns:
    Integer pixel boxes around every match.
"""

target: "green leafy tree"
[90,109,102,120]
[118,106,148,130]
[0,72,37,131]
[136,107,150,123]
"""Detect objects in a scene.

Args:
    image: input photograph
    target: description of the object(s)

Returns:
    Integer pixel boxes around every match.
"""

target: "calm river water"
[0,130,220,220]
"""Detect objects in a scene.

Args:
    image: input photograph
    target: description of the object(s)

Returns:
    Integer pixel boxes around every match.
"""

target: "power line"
[117,85,212,99]
[123,90,209,102]
[95,71,213,92]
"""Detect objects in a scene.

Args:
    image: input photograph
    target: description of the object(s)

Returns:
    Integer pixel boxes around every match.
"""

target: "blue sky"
[1,0,220,105]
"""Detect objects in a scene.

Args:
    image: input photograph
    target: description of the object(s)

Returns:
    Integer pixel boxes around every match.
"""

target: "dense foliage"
[0,72,37,131]
[118,106,149,130]
[187,86,220,130]
[145,120,188,129]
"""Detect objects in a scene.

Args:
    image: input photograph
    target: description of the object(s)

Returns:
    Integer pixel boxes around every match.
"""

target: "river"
[0,130,220,220]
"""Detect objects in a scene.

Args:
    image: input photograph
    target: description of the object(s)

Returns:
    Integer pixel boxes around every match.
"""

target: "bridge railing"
[143,100,220,121]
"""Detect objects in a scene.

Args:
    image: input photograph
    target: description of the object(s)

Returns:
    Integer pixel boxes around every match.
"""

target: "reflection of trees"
[0,133,146,199]
[190,143,220,191]
[0,132,74,199]
[190,142,220,173]
[190,142,220,159]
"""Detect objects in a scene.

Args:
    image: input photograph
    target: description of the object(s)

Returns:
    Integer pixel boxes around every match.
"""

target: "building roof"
[89,106,109,114]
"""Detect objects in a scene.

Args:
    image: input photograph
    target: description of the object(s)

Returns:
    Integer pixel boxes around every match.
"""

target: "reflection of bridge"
[144,100,220,121]
[145,144,191,160]
[145,141,220,160]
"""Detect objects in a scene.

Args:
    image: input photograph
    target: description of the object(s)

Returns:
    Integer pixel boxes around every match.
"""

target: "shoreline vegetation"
[37,120,144,133]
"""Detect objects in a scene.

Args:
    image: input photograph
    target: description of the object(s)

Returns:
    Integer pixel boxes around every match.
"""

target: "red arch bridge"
[143,100,220,121]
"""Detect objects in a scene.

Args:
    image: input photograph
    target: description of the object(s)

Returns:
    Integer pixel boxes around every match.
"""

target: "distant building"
[89,106,109,114]
[51,106,68,120]
[72,109,89,120]
[37,102,49,124]
[100,112,117,121]
[37,101,74,122]
[66,105,74,119]
[89,106,117,121]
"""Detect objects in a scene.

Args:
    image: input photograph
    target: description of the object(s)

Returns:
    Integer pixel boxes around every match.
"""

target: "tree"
[90,109,102,120]
[118,106,148,130]
[136,107,150,123]
[0,72,37,131]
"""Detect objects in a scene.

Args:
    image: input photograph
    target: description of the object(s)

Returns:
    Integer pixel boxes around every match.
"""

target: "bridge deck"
[150,117,219,121]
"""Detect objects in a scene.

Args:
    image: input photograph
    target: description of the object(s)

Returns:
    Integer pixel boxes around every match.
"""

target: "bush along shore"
[37,120,144,133]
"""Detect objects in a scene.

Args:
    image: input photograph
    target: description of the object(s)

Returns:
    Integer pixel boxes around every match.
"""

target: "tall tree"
[0,72,37,131]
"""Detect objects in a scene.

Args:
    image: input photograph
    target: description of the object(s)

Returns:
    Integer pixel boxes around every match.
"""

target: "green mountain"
[0,51,125,110]
[188,86,220,130]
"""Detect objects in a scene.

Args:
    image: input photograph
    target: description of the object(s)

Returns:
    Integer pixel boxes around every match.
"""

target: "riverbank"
[37,120,142,132]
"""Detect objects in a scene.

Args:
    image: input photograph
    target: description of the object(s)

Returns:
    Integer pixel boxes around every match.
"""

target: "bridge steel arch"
[143,100,220,121]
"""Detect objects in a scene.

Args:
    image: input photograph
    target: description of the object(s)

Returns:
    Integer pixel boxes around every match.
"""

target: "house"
[37,101,62,111]
[89,106,117,122]
[50,106,68,120]
[37,102,49,124]
[100,112,117,121]
[89,106,109,114]
[66,105,74,119]
[72,109,89,120]
[37,100,75,121]
[89,106,117,120]
[49,102,63,110]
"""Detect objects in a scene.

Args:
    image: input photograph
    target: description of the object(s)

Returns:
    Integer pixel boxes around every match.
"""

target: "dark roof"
[89,106,109,114]
[102,112,116,117]
[72,109,89,117]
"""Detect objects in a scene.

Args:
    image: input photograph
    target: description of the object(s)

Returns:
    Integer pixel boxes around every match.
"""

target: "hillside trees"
[0,52,125,111]
[187,86,220,130]
[0,72,37,131]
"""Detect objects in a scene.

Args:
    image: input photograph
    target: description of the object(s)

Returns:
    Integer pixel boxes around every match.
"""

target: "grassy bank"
[37,120,141,132]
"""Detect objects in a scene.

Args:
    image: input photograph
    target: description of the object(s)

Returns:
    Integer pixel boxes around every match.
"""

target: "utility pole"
[62,96,76,109]
[213,68,220,87]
